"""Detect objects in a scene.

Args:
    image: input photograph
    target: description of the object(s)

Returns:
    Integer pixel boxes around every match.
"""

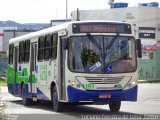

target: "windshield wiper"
[106,33,119,50]
[87,33,102,50]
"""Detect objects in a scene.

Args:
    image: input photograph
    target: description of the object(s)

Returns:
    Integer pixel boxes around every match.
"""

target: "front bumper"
[67,85,138,103]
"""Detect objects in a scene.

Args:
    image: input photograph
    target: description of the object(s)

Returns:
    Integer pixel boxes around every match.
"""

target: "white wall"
[71,7,160,40]
[0,27,17,52]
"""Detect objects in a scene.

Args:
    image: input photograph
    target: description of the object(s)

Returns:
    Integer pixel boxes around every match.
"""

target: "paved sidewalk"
[0,86,7,111]
[0,102,5,111]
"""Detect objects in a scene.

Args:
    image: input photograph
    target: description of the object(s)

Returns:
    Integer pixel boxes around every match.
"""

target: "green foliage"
[0,113,8,120]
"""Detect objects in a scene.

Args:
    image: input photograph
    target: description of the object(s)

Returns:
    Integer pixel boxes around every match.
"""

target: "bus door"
[30,43,37,96]
[13,47,18,95]
[59,37,66,100]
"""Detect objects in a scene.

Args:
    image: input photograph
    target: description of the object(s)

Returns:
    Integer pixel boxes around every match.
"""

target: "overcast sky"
[0,0,159,23]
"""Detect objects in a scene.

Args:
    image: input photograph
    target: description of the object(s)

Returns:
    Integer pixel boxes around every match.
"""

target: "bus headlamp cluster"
[68,80,81,88]
[124,80,138,90]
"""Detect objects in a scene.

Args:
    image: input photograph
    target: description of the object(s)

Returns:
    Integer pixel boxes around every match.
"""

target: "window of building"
[9,44,14,64]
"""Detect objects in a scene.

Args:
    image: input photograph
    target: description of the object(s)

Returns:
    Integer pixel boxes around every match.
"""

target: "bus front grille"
[85,77,123,84]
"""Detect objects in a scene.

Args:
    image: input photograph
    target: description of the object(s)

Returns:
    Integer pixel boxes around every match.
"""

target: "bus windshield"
[68,35,137,73]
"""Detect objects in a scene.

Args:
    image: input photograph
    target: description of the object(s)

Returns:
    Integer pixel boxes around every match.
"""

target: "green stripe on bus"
[7,66,30,84]
[22,68,29,84]
[32,74,36,83]
[7,66,14,84]
[23,68,28,76]
[16,72,22,84]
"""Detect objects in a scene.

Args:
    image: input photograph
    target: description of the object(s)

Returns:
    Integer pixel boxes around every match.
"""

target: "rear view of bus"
[64,21,142,112]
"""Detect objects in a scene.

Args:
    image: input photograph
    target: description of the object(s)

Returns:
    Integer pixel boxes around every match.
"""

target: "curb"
[0,102,6,111]
[138,80,160,84]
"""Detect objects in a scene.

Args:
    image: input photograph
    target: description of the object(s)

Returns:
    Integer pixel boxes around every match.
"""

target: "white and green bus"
[7,20,142,112]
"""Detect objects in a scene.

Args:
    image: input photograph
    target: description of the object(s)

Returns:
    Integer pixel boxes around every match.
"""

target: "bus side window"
[9,44,14,64]
[50,33,58,59]
[24,40,30,63]
[44,34,51,60]
[38,36,45,61]
[19,41,25,63]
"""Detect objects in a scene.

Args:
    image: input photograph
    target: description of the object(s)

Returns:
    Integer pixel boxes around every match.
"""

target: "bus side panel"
[7,65,19,95]
[19,65,32,98]
[36,62,52,100]
[7,65,32,98]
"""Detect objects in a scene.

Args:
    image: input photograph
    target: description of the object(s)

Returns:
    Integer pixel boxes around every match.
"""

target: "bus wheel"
[52,86,63,112]
[109,101,121,112]
[22,85,31,106]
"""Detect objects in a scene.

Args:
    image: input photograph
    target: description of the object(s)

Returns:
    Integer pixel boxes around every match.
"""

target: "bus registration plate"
[99,94,111,99]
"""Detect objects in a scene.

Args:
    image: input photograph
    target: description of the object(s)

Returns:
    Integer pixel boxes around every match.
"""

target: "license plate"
[99,94,111,98]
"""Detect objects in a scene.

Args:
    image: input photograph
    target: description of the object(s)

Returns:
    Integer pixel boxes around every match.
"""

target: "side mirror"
[136,39,142,58]
[62,38,69,50]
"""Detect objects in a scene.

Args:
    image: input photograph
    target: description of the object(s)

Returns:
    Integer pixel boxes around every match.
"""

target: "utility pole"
[76,8,80,21]
[66,0,68,21]
[13,28,16,38]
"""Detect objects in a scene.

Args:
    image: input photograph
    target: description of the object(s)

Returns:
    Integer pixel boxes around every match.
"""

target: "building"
[50,19,71,26]
[71,4,160,81]
[3,30,34,52]
[0,28,33,71]
[0,27,17,52]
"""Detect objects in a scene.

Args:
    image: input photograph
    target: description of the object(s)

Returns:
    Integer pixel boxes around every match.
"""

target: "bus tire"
[22,85,31,106]
[109,101,121,112]
[52,86,63,112]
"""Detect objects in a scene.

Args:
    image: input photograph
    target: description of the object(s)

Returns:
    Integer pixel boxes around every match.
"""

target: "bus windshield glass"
[68,35,137,73]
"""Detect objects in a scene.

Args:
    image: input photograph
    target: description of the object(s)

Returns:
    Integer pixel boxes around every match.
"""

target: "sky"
[0,0,159,23]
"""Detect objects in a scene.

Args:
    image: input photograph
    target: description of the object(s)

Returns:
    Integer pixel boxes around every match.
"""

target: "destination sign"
[72,22,132,34]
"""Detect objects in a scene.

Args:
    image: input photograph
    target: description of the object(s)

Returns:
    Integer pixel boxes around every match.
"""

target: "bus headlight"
[68,80,81,88]
[70,80,76,86]
[124,79,138,90]
[71,80,76,86]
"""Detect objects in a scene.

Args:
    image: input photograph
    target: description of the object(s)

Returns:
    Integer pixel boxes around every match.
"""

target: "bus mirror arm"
[136,39,142,58]
[63,38,69,50]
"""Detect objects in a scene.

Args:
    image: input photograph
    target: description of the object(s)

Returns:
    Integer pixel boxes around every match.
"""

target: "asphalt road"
[0,83,160,120]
